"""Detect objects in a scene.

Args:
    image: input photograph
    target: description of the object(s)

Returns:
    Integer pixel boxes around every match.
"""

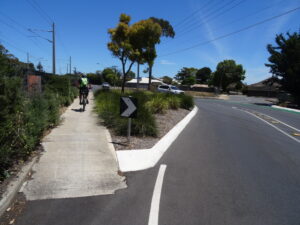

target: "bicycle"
[81,91,88,112]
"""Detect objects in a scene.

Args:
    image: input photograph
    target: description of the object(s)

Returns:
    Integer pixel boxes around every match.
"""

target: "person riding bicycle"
[78,73,90,105]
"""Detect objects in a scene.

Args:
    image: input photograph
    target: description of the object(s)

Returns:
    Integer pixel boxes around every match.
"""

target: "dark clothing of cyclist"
[78,77,89,104]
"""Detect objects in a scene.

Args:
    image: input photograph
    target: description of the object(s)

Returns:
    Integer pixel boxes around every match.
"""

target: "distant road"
[15,97,300,225]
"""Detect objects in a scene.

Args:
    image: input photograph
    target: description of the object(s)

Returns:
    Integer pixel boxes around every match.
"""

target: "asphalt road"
[12,97,300,225]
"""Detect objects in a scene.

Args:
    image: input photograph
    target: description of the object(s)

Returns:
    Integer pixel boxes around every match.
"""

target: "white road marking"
[148,164,167,225]
[251,111,300,132]
[235,108,300,144]
[232,106,300,132]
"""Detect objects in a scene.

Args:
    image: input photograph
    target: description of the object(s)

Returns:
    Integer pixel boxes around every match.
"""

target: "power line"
[0,19,28,37]
[0,38,38,59]
[176,0,246,37]
[160,6,300,57]
[25,0,52,24]
[173,0,218,29]
[0,11,29,32]
[0,17,48,52]
[176,0,244,35]
[161,0,287,47]
[30,0,53,23]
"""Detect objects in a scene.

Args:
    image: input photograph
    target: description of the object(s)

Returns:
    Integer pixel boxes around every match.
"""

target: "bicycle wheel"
[82,97,86,111]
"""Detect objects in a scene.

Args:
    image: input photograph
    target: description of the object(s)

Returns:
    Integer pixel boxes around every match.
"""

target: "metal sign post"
[127,118,132,143]
[120,96,138,143]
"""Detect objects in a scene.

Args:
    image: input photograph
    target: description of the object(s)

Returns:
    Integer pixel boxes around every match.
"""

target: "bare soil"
[111,108,190,150]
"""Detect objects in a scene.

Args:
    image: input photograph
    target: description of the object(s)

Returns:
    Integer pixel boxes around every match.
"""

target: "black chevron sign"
[120,97,137,118]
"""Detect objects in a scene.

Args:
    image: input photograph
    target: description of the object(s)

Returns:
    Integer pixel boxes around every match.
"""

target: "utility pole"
[69,56,72,74]
[51,22,56,75]
[67,64,69,74]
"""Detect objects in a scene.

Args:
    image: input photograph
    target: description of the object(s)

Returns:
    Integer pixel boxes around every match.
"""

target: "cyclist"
[78,73,90,105]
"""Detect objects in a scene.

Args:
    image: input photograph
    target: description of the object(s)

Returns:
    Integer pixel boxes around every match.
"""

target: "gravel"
[111,108,190,150]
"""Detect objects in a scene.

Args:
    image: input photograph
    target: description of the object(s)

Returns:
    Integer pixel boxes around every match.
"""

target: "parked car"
[157,85,184,94]
[102,82,110,90]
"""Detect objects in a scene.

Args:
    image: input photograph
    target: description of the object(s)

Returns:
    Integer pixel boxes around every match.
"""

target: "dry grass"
[185,91,216,97]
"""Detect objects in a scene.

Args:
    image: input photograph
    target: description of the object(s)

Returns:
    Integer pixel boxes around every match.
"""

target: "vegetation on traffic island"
[94,90,194,137]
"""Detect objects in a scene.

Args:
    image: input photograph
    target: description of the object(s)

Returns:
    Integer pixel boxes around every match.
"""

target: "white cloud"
[203,21,227,58]
[160,59,175,65]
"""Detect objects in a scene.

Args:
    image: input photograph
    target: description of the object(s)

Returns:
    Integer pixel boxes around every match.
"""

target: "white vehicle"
[157,85,184,94]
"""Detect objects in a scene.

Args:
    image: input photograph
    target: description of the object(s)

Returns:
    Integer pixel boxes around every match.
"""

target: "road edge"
[116,106,198,172]
[0,156,38,218]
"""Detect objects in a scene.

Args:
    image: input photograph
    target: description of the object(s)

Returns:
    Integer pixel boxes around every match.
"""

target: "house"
[246,77,281,97]
[190,84,214,92]
[126,77,164,89]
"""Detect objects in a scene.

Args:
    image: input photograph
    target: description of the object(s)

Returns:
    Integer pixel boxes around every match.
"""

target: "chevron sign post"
[120,97,138,142]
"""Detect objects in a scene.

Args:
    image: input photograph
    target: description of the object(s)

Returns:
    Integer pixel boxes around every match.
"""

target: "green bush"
[94,90,195,138]
[178,94,194,110]
[166,95,180,110]
[94,90,157,137]
[145,96,169,114]
[0,75,78,180]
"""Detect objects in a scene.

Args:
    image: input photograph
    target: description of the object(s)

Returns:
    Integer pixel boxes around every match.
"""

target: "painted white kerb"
[272,105,300,113]
[116,106,198,172]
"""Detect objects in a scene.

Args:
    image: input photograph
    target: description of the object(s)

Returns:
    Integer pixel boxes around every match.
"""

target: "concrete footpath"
[22,94,126,200]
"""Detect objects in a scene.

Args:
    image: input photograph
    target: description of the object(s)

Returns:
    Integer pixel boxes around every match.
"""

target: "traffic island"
[94,89,197,172]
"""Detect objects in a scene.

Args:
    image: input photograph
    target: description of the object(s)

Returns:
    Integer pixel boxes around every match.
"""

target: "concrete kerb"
[116,106,198,172]
[271,105,300,113]
[0,156,38,218]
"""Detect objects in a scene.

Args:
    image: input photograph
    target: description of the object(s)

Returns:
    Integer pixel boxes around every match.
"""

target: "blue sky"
[0,0,299,84]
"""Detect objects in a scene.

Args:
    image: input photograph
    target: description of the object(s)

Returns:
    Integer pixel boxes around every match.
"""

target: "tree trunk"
[121,62,126,93]
[148,65,152,90]
[137,62,140,90]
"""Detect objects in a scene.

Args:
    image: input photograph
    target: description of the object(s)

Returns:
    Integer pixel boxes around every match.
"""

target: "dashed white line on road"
[234,107,300,144]
[251,111,300,132]
[148,164,167,225]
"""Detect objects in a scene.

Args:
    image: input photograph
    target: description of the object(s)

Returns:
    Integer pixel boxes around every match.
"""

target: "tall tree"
[130,19,161,90]
[131,17,175,90]
[162,76,172,84]
[107,14,139,93]
[175,67,198,84]
[36,61,44,72]
[266,31,300,104]
[196,67,212,84]
[211,60,245,91]
[146,17,175,89]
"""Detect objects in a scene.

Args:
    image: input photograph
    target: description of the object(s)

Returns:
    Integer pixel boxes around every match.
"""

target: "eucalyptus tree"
[107,14,140,93]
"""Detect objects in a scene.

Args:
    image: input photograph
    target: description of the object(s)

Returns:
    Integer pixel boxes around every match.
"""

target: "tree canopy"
[211,60,245,91]
[107,14,140,93]
[196,67,212,84]
[0,44,33,77]
[107,14,175,92]
[175,67,198,85]
[266,31,300,104]
[37,62,44,72]
[162,76,173,84]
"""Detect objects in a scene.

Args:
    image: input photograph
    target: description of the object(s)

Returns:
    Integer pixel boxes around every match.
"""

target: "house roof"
[190,84,209,88]
[126,77,163,84]
[248,77,281,91]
